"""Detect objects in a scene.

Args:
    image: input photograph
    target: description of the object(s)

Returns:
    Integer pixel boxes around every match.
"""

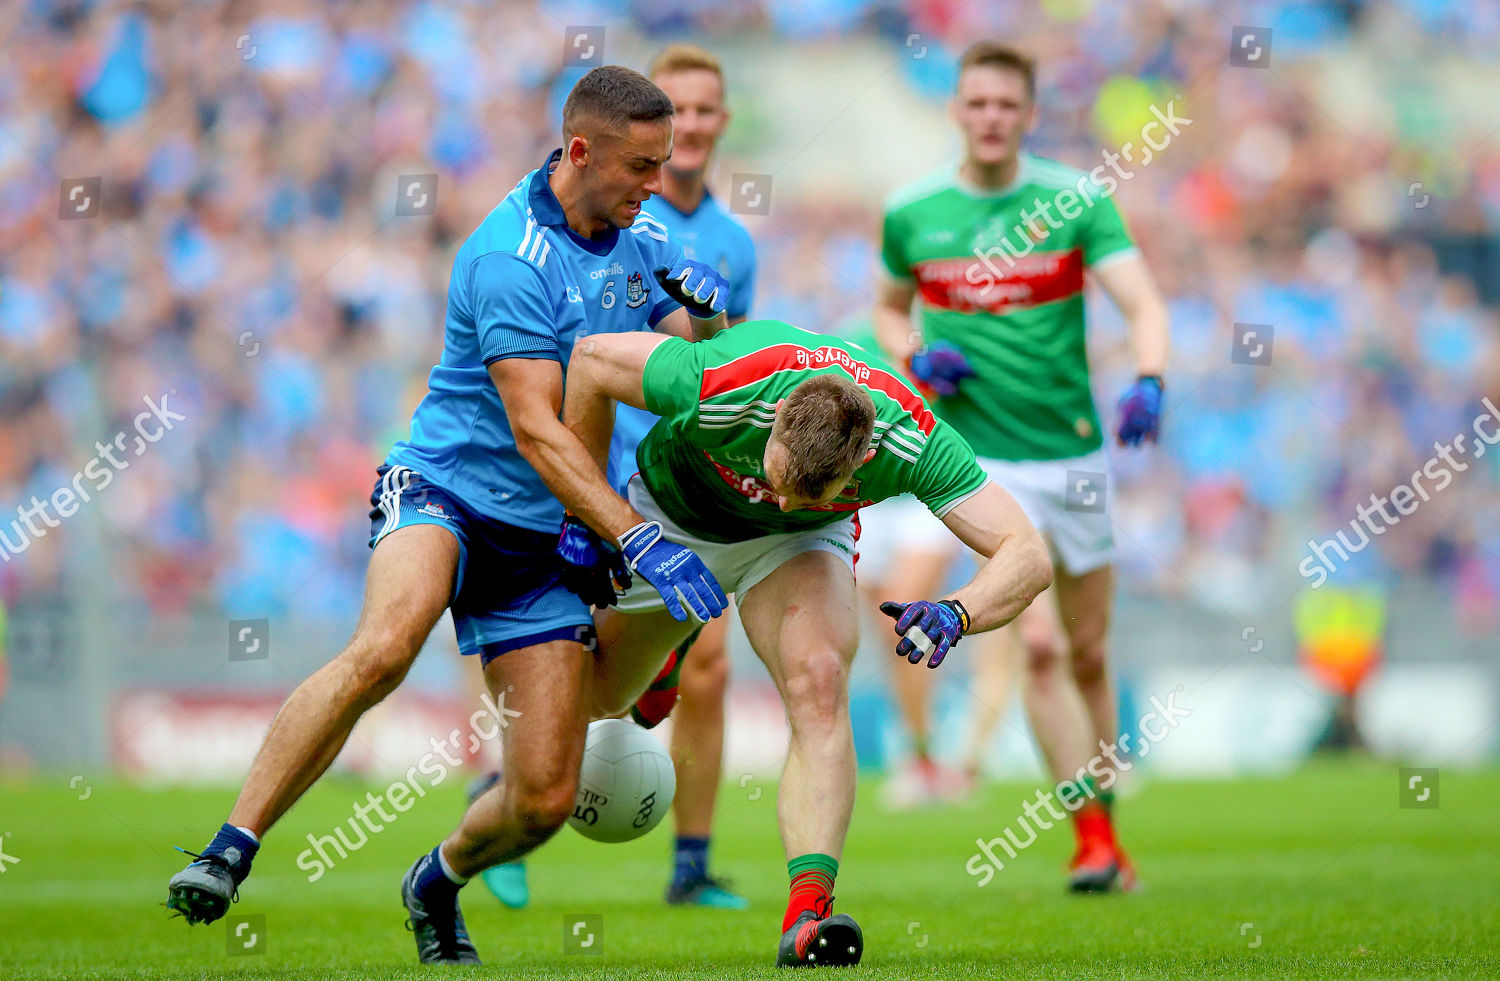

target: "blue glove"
[618,520,728,622]
[557,514,631,609]
[909,341,975,397]
[654,259,728,320]
[879,599,969,669]
[1115,375,1164,446]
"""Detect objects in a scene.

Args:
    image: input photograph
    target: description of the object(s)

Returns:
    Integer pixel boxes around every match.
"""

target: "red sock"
[782,857,837,932]
[1073,802,1116,850]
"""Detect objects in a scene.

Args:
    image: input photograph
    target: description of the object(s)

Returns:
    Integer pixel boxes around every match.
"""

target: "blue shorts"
[367,463,593,663]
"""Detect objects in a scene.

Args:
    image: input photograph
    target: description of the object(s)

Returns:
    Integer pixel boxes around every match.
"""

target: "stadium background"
[0,0,1497,792]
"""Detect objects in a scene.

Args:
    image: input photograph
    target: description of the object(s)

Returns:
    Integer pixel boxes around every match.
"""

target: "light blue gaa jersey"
[608,189,757,490]
[388,148,683,532]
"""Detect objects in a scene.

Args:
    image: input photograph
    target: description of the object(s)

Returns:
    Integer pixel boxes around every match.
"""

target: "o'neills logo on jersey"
[914,248,1083,315]
[708,456,871,512]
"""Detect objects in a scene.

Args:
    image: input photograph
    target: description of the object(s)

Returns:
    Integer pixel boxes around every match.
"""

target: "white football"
[567,718,676,843]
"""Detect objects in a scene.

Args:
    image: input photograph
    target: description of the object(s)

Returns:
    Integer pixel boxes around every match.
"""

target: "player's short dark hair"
[958,41,1036,100]
[562,65,674,140]
[772,375,877,500]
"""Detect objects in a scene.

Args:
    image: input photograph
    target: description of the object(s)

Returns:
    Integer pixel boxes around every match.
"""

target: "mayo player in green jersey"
[560,319,1053,967]
[874,41,1171,893]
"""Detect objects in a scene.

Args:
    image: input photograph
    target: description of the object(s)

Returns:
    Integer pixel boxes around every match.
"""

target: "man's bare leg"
[1057,566,1116,780]
[227,525,459,833]
[398,635,592,965]
[439,637,594,874]
[167,524,457,924]
[1017,564,1124,890]
[737,550,860,945]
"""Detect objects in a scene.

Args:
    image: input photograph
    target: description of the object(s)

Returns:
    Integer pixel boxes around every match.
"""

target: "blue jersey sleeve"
[470,251,559,364]
[647,238,684,327]
[728,228,756,319]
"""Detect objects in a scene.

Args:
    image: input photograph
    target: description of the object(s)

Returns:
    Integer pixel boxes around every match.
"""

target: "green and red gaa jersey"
[636,320,988,544]
[881,153,1137,461]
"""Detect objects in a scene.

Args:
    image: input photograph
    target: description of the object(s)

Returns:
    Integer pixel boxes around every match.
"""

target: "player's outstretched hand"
[654,260,728,320]
[879,599,969,669]
[619,520,728,622]
[557,513,631,609]
[1115,375,1163,446]
[909,341,975,397]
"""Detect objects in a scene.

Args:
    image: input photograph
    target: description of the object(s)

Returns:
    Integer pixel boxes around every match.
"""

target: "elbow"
[510,413,556,467]
[511,424,544,465]
[1025,537,1054,602]
[568,334,599,371]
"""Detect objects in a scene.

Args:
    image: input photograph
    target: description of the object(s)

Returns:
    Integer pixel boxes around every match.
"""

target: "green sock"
[785,853,839,930]
[1056,775,1103,811]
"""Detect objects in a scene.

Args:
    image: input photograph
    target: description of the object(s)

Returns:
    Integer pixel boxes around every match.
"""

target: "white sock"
[437,845,469,885]
[235,826,260,845]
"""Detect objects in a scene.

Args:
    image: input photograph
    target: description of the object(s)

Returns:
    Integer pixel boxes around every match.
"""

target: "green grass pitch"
[1,760,1496,979]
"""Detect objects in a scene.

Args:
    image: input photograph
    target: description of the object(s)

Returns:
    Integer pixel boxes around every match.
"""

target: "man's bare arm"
[1091,253,1169,377]
[488,357,641,543]
[658,306,730,342]
[939,482,1054,631]
[872,277,920,363]
[561,331,668,475]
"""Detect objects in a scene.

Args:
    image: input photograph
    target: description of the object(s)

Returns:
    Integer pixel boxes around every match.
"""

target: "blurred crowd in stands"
[1,0,1496,634]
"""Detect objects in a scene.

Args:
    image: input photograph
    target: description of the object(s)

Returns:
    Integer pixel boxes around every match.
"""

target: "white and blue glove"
[618,520,728,622]
[654,259,728,320]
[879,599,970,669]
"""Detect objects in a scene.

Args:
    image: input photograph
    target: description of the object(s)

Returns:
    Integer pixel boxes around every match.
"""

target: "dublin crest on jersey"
[625,271,649,308]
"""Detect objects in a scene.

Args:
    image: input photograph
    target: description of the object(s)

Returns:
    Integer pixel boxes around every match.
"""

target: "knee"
[781,649,849,734]
[340,630,420,702]
[1070,637,1108,687]
[509,773,578,839]
[1023,633,1065,679]
[681,648,729,701]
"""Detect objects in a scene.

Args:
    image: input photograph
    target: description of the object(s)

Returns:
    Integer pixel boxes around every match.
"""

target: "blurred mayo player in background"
[874,41,1170,893]
[467,44,757,913]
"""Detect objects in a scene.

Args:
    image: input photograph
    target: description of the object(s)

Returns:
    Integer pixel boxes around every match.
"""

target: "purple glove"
[909,341,975,397]
[558,513,631,608]
[878,599,970,669]
[1116,375,1163,446]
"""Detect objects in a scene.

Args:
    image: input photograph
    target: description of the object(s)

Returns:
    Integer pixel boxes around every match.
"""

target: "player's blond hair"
[771,376,876,500]
[649,44,725,90]
[958,40,1036,100]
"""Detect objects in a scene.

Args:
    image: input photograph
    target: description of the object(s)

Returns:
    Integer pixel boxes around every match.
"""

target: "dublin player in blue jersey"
[166,67,736,965]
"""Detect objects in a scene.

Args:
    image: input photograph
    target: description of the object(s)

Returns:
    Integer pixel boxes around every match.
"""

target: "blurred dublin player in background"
[874,41,1171,893]
[468,43,757,913]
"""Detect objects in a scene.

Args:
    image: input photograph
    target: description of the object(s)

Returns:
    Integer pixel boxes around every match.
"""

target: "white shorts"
[616,473,858,615]
[978,448,1114,575]
[852,494,953,583]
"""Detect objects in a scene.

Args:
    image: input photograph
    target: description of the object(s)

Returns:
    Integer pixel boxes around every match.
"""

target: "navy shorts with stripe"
[367,464,593,663]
